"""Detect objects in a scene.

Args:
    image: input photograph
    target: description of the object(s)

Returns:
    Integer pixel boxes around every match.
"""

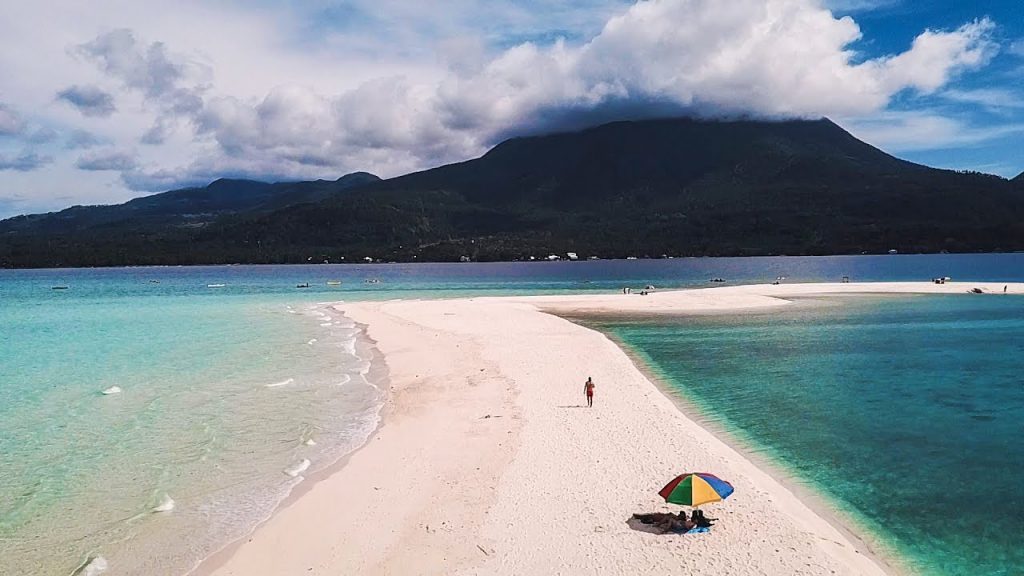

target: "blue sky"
[0,0,1022,218]
[832,0,1024,176]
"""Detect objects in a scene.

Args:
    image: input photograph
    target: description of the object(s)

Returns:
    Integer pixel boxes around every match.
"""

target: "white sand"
[195,282,1022,576]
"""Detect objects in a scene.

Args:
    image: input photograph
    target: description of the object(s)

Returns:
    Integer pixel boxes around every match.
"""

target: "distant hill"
[0,172,380,234]
[0,173,379,266]
[2,118,1023,267]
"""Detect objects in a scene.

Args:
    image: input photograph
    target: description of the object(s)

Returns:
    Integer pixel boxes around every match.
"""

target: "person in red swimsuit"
[584,377,595,408]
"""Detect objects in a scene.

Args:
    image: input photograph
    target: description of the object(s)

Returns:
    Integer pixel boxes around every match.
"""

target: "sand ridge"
[196,282,1022,576]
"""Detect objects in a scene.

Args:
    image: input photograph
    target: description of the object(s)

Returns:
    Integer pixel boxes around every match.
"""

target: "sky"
[1,0,1023,218]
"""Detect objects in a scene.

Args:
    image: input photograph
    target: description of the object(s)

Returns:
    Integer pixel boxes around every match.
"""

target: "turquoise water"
[0,290,381,575]
[594,295,1024,576]
[2,256,1024,575]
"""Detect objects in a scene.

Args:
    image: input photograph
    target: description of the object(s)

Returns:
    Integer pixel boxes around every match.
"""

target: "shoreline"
[593,325,907,575]
[195,282,1022,575]
[189,319,390,576]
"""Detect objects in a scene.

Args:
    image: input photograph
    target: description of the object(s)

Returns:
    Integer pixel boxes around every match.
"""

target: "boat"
[207,284,226,288]
[326,281,342,286]
[296,283,310,288]
[51,285,69,290]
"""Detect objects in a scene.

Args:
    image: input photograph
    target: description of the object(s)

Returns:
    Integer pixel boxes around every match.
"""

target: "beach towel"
[670,526,711,535]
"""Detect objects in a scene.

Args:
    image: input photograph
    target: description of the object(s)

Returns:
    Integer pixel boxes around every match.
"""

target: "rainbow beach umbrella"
[659,472,735,507]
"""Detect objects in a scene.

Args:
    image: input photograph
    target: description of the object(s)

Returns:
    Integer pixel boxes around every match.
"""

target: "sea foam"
[265,378,294,388]
[341,338,357,355]
[152,494,175,513]
[71,556,108,576]
[284,459,311,477]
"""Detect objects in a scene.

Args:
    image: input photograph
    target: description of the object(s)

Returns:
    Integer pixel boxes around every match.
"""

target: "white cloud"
[64,129,106,150]
[943,88,1024,110]
[75,148,138,171]
[73,29,209,144]
[1009,39,1024,58]
[870,19,995,95]
[0,151,53,172]
[841,110,1024,152]
[57,85,117,117]
[0,102,25,135]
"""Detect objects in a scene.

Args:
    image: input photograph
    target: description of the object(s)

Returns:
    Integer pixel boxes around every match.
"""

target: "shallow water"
[595,295,1024,576]
[0,294,381,575]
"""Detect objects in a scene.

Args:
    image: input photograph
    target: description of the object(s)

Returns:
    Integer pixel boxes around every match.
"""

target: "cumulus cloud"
[75,149,138,171]
[0,102,25,136]
[56,85,117,117]
[64,129,106,150]
[75,29,209,143]
[869,19,996,95]
[0,151,53,171]
[26,127,59,144]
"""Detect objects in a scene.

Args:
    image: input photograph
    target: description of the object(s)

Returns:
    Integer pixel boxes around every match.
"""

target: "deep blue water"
[595,294,1024,576]
[4,252,1024,302]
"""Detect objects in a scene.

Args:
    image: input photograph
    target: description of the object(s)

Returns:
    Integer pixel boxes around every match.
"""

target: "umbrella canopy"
[659,472,734,507]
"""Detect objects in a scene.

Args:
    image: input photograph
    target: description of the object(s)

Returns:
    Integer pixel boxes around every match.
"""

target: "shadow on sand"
[626,516,668,534]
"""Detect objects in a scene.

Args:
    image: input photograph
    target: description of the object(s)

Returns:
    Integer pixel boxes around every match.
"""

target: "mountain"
[197,117,1024,261]
[0,172,380,266]
[0,172,380,235]
[2,118,1023,267]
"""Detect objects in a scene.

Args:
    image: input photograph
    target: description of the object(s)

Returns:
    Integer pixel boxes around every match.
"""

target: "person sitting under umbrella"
[691,509,715,528]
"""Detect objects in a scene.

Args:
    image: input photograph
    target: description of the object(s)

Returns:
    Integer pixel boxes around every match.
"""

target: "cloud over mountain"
[121,0,997,190]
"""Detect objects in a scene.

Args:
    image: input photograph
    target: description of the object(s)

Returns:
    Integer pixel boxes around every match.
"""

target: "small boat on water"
[326,281,342,286]
[296,283,310,288]
[51,285,69,290]
[207,284,226,288]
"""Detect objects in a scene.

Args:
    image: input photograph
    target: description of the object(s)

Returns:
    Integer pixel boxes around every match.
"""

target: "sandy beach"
[195,282,1021,576]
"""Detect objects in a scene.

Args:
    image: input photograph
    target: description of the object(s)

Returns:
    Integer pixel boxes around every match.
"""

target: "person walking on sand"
[584,377,595,408]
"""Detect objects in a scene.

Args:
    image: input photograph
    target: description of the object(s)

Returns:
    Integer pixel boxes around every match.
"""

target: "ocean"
[1,254,1023,575]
